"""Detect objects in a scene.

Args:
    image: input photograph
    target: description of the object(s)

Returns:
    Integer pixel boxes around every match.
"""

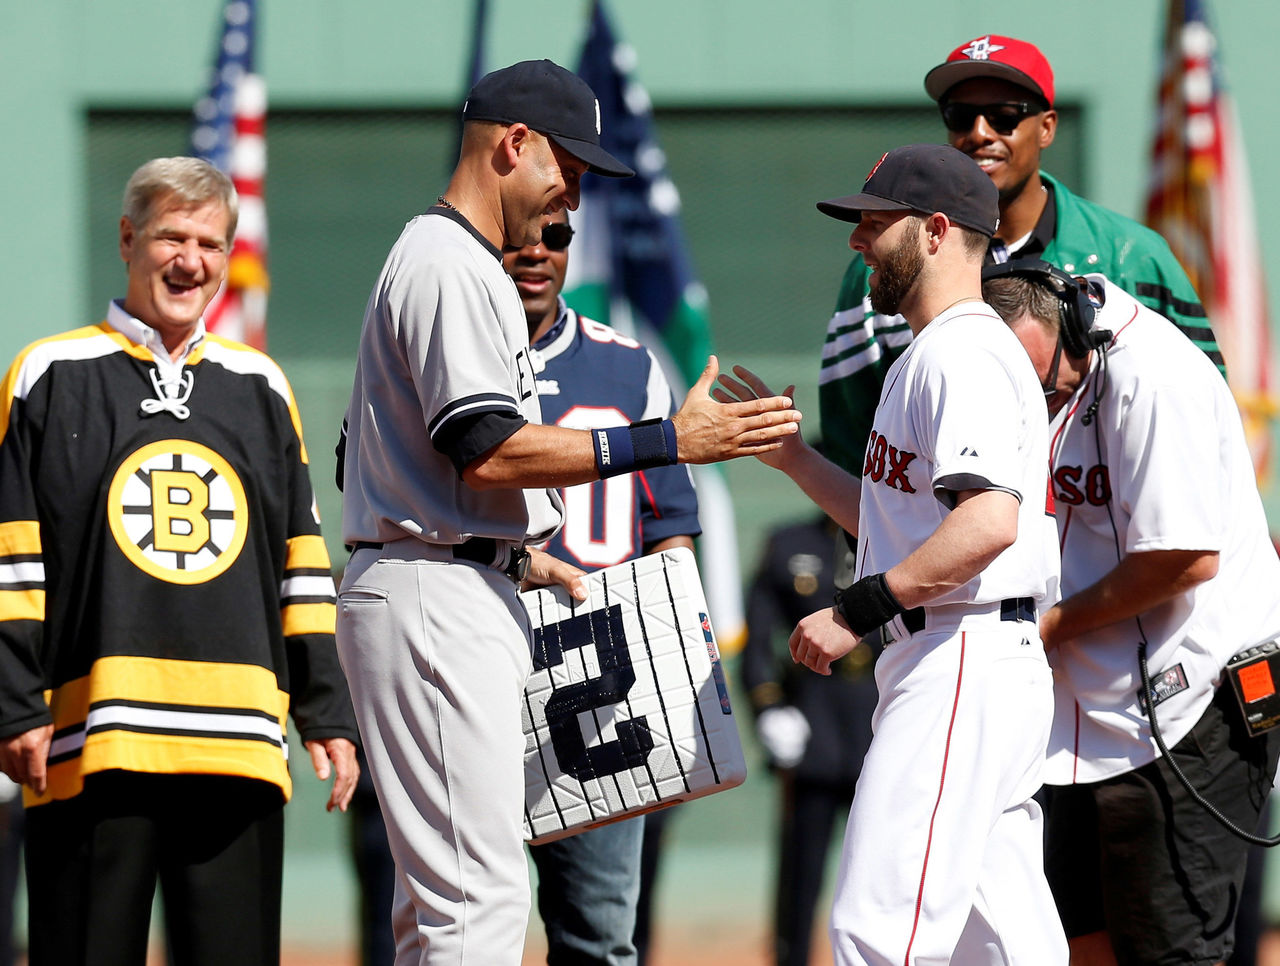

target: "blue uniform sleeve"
[636,363,699,547]
[637,463,701,548]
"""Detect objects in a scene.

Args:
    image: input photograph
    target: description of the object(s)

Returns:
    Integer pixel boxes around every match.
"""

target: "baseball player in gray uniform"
[336,60,801,966]
[717,144,1066,965]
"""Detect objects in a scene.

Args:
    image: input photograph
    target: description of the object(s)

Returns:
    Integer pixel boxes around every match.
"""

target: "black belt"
[900,596,1036,635]
[352,538,531,583]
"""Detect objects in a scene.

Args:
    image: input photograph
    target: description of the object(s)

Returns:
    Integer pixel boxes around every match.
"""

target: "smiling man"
[118,190,230,355]
[817,34,1219,478]
[0,156,359,966]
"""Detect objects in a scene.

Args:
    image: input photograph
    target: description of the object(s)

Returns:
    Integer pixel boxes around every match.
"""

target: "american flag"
[1144,0,1275,478]
[190,0,268,350]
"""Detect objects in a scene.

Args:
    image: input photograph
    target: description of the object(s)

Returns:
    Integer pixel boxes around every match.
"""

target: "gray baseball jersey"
[341,209,563,547]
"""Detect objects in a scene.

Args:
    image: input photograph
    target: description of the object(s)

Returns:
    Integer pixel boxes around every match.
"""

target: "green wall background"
[6,0,1280,552]
[5,1,1280,956]
[6,0,1280,364]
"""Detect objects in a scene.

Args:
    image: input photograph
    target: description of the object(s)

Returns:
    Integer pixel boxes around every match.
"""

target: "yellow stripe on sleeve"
[0,520,41,558]
[285,534,332,571]
[0,588,43,622]
[282,602,336,637]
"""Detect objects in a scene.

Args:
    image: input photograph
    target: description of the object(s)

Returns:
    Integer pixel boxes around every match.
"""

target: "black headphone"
[982,258,1108,358]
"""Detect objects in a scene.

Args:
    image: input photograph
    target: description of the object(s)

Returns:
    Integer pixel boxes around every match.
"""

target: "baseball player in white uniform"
[719,143,1066,966]
[983,261,1280,966]
[335,60,800,966]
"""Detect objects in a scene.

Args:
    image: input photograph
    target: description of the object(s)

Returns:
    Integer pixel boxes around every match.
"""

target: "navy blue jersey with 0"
[532,305,700,571]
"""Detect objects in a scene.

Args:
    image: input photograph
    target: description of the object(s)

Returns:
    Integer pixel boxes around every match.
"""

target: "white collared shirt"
[106,300,206,375]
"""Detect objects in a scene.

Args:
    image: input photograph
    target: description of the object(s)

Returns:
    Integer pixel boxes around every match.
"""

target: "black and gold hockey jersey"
[0,307,356,806]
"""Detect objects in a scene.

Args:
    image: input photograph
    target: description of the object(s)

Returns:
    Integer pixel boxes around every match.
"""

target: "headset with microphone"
[981,257,1110,358]
[983,258,1112,423]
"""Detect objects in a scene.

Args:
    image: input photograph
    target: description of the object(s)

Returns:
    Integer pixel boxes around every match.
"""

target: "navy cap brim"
[816,193,916,224]
[548,133,635,179]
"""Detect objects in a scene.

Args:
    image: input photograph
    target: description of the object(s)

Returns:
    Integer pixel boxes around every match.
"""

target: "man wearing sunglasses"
[503,209,701,966]
[817,34,1219,479]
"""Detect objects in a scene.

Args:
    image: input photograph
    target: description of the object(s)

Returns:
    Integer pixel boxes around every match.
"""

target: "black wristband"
[592,418,679,480]
[629,417,678,467]
[833,573,907,637]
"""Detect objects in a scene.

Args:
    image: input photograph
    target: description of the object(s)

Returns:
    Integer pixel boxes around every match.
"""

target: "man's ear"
[501,122,533,166]
[924,212,950,252]
[1038,109,1058,151]
[119,215,136,265]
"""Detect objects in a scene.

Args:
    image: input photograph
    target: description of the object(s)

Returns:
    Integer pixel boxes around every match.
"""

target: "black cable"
[1084,343,1277,845]
[1080,334,1107,426]
[1138,644,1280,846]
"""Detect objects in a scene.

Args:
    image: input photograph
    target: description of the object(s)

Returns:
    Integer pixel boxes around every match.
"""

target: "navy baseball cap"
[816,143,999,237]
[462,60,634,178]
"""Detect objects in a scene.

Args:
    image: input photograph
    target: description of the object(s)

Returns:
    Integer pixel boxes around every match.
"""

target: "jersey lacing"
[139,366,194,421]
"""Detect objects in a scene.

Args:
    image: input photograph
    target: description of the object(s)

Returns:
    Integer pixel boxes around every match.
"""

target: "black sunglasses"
[940,100,1042,135]
[540,223,574,251]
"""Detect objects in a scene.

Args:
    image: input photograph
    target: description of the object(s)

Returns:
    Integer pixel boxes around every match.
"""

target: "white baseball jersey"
[855,301,1059,607]
[831,300,1067,966]
[1043,277,1280,785]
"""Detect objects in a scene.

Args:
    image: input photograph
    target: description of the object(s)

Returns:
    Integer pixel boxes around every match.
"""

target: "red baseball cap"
[923,35,1054,107]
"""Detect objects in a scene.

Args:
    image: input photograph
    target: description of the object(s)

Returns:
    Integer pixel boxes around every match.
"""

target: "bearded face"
[868,219,925,316]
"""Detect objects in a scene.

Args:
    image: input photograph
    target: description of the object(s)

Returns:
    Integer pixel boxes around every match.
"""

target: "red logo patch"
[865,152,889,183]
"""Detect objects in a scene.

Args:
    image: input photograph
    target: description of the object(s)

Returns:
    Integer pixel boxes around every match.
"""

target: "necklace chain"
[938,295,981,315]
[436,194,457,212]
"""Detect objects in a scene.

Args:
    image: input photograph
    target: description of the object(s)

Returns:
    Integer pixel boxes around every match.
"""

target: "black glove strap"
[833,573,907,637]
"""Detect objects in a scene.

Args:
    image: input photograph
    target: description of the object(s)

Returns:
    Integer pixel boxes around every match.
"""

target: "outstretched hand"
[672,356,801,464]
[712,364,810,471]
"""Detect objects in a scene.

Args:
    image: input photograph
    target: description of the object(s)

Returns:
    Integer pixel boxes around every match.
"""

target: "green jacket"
[817,171,1220,475]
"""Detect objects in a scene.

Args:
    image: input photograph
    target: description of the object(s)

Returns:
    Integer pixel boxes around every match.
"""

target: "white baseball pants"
[829,619,1067,966]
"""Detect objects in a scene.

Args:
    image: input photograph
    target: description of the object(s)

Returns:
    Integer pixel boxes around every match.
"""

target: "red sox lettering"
[1053,462,1112,507]
[862,430,918,493]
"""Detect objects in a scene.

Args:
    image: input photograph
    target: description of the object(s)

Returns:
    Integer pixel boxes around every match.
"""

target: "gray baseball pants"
[337,541,534,966]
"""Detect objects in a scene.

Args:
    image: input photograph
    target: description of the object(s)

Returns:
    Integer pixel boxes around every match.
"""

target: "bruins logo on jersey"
[106,439,249,584]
